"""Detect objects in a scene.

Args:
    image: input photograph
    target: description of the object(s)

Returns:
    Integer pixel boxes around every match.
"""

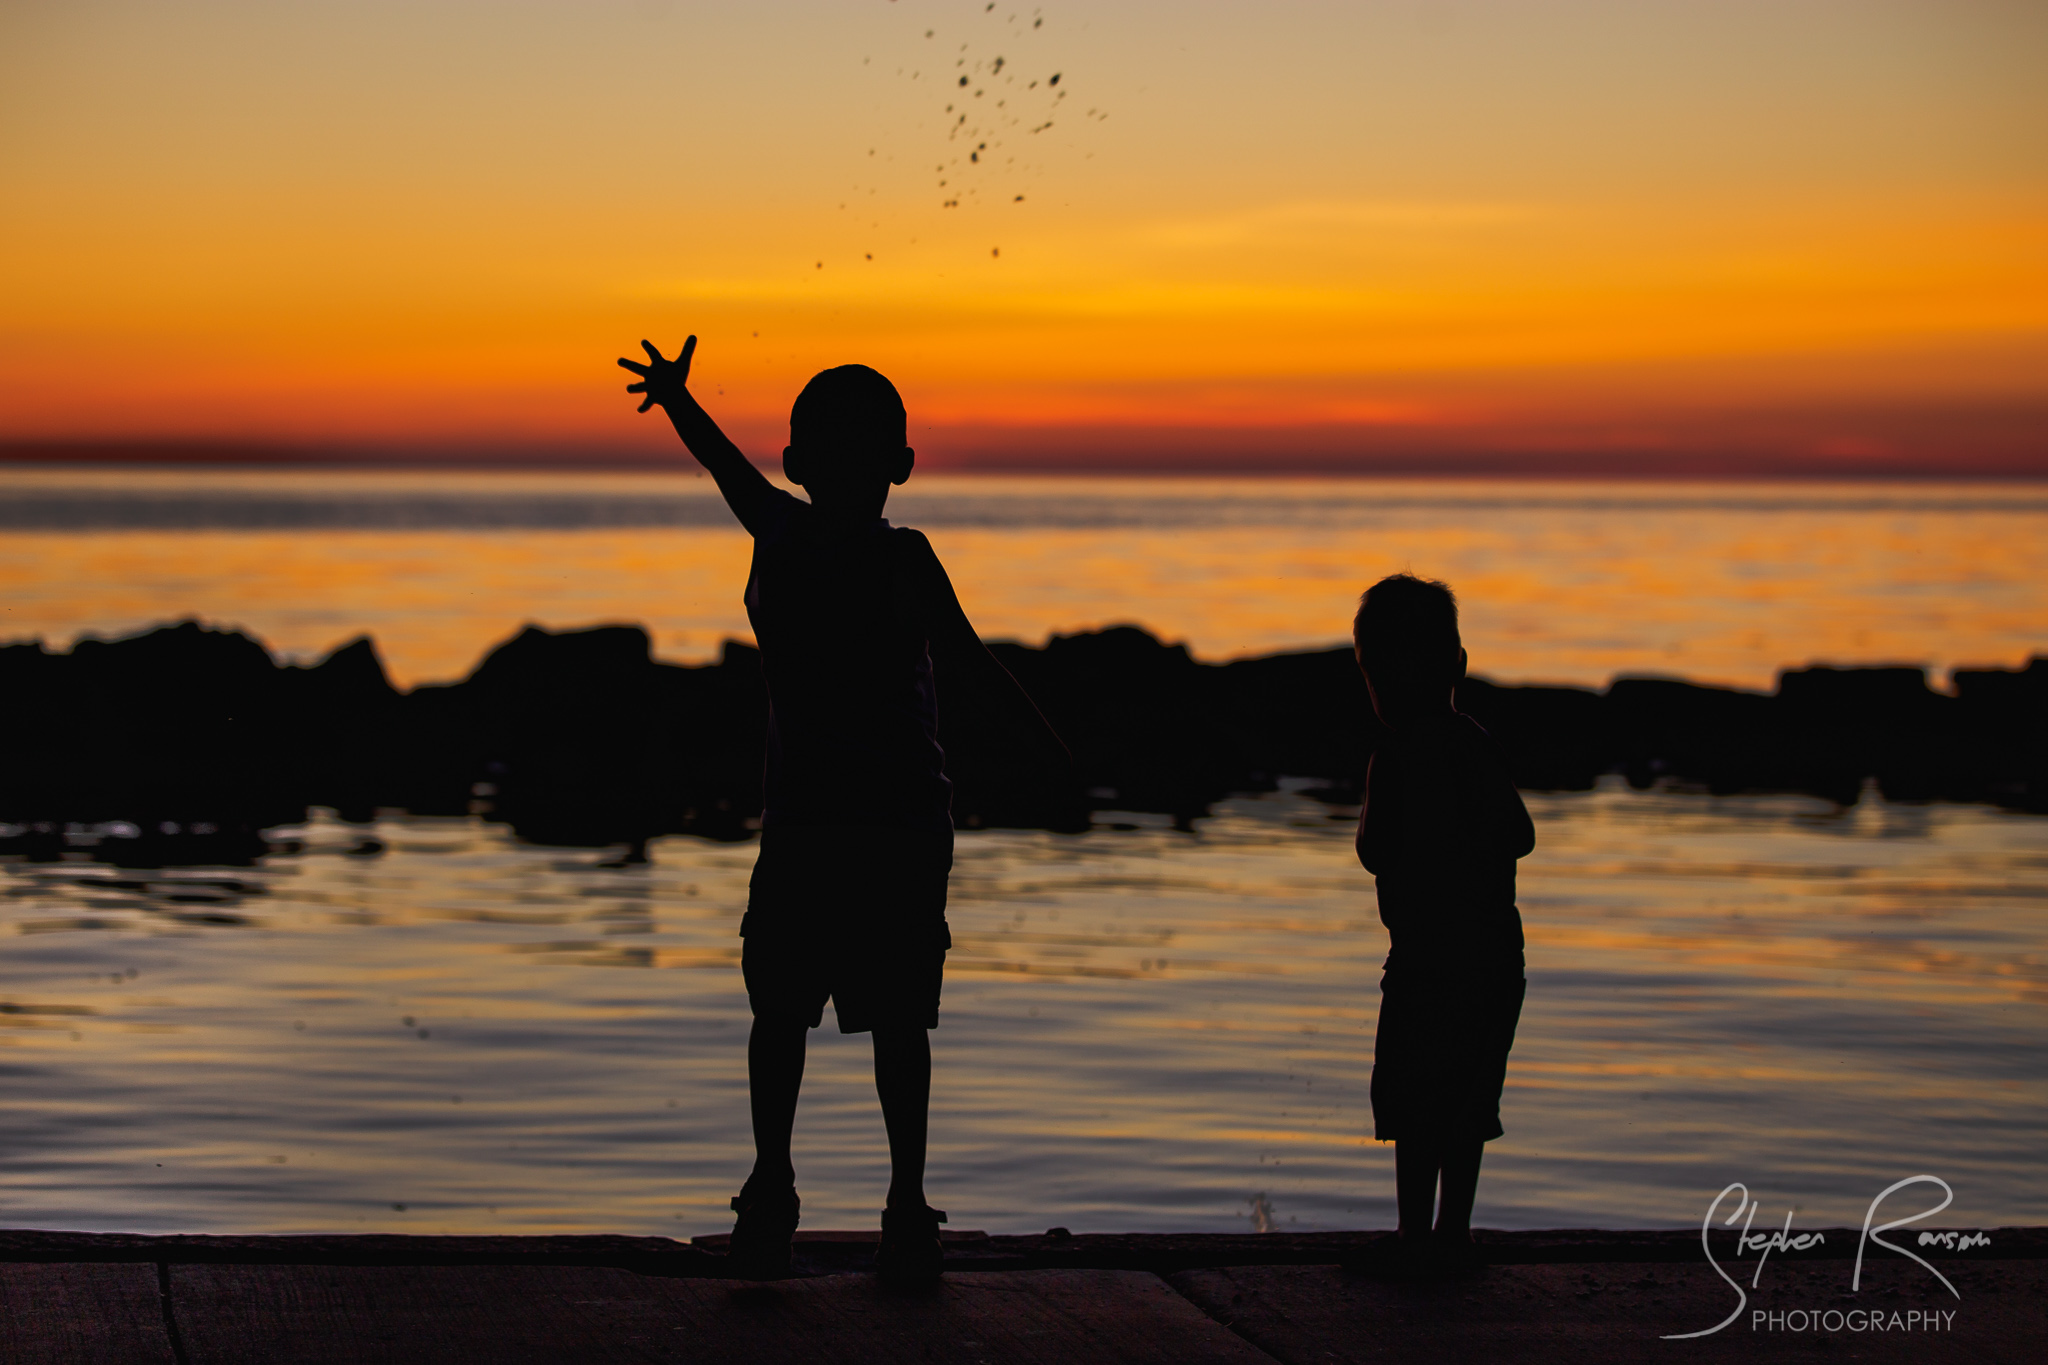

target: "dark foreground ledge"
[4,1225,2044,1272]
[3,1228,2042,1364]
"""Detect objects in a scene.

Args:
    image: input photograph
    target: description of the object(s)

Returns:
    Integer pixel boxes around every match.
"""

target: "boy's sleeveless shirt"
[744,490,952,831]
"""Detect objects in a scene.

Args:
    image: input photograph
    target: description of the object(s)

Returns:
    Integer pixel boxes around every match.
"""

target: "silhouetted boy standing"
[619,337,1064,1281]
[1352,574,1533,1275]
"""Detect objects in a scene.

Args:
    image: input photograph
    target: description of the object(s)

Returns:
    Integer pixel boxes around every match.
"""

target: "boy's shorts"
[741,823,953,1034]
[1370,950,1525,1143]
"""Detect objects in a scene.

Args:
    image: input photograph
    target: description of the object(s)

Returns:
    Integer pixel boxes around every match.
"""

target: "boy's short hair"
[790,364,907,449]
[1354,574,1460,679]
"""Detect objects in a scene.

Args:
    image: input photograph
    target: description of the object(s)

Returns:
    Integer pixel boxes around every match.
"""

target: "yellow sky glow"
[3,0,2044,472]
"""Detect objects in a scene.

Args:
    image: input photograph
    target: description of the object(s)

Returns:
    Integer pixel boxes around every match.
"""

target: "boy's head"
[784,365,914,513]
[1353,573,1466,723]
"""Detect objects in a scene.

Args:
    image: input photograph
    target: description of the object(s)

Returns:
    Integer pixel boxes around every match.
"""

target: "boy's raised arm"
[618,336,781,536]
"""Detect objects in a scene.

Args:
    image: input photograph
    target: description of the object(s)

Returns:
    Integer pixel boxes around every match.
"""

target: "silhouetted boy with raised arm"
[1351,574,1533,1277]
[618,336,1066,1282]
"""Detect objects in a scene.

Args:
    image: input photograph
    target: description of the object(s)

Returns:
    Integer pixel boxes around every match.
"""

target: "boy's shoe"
[726,1179,800,1279]
[875,1203,948,1283]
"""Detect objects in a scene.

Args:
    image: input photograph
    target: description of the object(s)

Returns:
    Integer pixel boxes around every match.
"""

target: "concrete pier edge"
[3,1225,2041,1273]
[5,1227,2043,1364]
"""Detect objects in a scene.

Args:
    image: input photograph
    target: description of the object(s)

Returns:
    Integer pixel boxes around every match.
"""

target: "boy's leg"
[871,1025,930,1209]
[1433,1139,1485,1237]
[1393,1137,1441,1240]
[748,1017,809,1187]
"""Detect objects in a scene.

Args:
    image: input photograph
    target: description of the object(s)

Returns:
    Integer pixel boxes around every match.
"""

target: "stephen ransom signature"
[1663,1175,1992,1339]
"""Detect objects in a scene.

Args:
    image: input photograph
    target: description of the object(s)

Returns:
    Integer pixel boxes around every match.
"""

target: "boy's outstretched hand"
[618,336,696,413]
[616,332,775,531]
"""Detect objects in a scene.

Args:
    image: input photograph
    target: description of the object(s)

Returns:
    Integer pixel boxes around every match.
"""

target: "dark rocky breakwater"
[1,620,2042,866]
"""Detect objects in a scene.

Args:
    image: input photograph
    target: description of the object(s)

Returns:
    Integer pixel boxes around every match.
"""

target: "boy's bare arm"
[1357,750,1400,875]
[916,539,1072,772]
[617,336,779,535]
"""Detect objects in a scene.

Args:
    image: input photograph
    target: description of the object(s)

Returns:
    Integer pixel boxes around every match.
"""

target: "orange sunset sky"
[3,0,2045,475]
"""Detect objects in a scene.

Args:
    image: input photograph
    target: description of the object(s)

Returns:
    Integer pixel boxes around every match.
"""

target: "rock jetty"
[1,621,2041,864]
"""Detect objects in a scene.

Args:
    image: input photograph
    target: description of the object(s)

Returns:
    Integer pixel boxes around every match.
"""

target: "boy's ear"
[890,445,915,487]
[782,444,807,487]
[1456,646,1468,682]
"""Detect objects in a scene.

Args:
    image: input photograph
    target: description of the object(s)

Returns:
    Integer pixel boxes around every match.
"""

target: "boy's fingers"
[617,356,649,375]
[637,395,654,413]
[680,335,698,366]
[640,339,665,364]
[625,381,646,393]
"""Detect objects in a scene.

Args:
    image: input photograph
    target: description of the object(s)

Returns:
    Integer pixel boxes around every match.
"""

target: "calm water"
[1,469,2044,688]
[0,470,2042,1236]
[1,788,2041,1237]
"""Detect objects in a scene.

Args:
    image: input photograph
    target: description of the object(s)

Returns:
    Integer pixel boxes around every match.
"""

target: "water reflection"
[0,785,2041,1237]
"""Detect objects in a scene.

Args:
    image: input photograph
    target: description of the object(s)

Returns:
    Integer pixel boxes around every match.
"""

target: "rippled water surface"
[4,786,2041,1237]
[3,471,2042,1235]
